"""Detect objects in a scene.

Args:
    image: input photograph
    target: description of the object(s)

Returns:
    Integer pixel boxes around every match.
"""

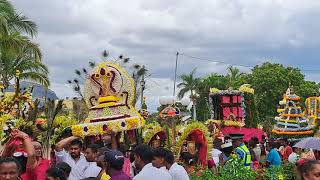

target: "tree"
[0,0,37,49]
[226,66,244,88]
[0,0,45,89]
[0,0,15,37]
[196,73,227,121]
[250,62,318,123]
[177,69,201,120]
[0,45,48,89]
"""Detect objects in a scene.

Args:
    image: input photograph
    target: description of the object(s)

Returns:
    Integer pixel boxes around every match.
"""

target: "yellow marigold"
[125,119,133,130]
[114,121,121,132]
[210,88,220,93]
[87,125,96,136]
[126,118,139,130]
[71,125,84,137]
[140,119,145,127]
[278,175,284,180]
[239,86,254,94]
[97,124,104,135]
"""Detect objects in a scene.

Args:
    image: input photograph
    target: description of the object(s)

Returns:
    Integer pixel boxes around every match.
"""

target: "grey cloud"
[10,0,320,111]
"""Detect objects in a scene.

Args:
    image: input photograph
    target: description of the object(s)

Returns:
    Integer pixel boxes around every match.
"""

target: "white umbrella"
[293,137,320,151]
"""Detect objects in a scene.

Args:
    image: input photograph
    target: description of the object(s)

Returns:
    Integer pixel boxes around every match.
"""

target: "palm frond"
[177,82,187,88]
[8,13,37,37]
[0,32,29,50]
[177,68,200,99]
[177,88,189,99]
[23,40,42,60]
[0,33,42,61]
[15,59,49,75]
[19,71,50,87]
[0,0,15,39]
[0,15,9,35]
[0,0,14,18]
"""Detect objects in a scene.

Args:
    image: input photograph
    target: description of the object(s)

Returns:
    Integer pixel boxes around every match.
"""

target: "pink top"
[21,159,50,180]
[122,158,131,177]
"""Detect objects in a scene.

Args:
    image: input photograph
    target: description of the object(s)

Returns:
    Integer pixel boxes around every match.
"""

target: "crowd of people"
[0,129,190,180]
[212,133,320,179]
[0,129,320,180]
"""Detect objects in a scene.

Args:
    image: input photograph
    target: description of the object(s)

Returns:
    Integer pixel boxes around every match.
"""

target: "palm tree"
[226,66,243,88]
[0,0,14,36]
[0,45,48,89]
[177,69,201,120]
[0,0,38,50]
[0,0,46,89]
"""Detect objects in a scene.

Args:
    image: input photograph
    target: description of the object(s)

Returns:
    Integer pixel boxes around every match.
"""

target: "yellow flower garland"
[238,84,254,94]
[71,125,84,137]
[271,129,313,135]
[142,122,164,144]
[72,61,145,137]
[71,116,144,137]
[305,97,320,125]
[209,88,220,93]
[206,119,245,127]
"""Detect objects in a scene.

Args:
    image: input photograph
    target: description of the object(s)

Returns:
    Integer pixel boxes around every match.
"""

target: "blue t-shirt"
[267,148,281,167]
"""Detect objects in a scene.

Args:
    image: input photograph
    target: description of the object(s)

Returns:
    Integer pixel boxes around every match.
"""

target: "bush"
[263,162,298,180]
[190,155,258,180]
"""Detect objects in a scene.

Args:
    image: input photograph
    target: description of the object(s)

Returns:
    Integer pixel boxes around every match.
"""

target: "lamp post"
[173,52,179,97]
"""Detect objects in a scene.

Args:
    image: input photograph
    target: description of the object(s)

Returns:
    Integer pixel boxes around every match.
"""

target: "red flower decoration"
[297,159,305,166]
[168,110,175,116]
[35,118,45,125]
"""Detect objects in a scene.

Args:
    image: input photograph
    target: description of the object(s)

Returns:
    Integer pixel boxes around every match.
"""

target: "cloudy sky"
[11,0,320,111]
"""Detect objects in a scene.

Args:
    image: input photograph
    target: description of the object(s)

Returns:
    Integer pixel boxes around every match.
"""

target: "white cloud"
[49,82,77,99]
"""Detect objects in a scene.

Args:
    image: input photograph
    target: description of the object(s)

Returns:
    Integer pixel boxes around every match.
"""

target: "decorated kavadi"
[71,62,145,137]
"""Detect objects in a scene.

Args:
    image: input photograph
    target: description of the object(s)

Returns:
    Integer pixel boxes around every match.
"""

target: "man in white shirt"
[152,147,189,180]
[211,139,223,166]
[133,144,172,180]
[84,144,102,178]
[55,136,89,180]
[251,137,261,161]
